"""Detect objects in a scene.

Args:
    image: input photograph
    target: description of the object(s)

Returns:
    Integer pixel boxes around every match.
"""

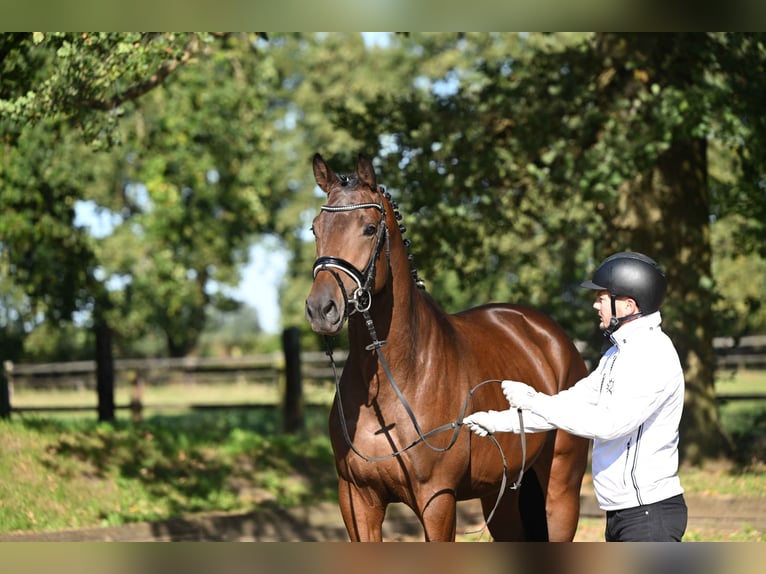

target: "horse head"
[305,153,391,335]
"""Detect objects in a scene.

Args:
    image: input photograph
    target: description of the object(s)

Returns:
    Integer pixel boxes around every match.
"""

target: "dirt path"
[1,493,764,542]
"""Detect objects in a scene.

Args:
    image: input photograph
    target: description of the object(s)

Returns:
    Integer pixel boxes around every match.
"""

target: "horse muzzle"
[305,279,348,335]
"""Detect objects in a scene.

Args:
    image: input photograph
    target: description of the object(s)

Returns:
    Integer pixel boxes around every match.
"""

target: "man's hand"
[463,410,519,437]
[463,411,496,437]
[501,380,538,410]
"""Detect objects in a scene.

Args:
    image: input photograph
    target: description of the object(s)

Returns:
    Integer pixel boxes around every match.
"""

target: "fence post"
[0,362,10,419]
[95,321,115,422]
[282,327,304,433]
[129,370,145,424]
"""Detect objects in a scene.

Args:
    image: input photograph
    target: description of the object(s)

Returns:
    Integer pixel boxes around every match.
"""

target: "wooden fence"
[0,328,348,428]
[1,334,764,421]
[713,334,766,370]
[3,351,346,392]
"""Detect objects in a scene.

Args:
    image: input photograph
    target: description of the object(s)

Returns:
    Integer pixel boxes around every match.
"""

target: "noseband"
[312,195,389,317]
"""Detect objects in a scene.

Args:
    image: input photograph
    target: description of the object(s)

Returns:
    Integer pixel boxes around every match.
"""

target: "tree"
[1,33,279,359]
[1,32,276,420]
[1,33,212,146]
[1,33,214,366]
[272,33,766,463]
[0,120,97,327]
[87,33,279,357]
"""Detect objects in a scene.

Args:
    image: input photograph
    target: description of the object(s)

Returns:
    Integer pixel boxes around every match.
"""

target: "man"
[464,252,688,542]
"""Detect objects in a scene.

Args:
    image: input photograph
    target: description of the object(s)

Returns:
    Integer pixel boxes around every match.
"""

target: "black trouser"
[605,493,687,542]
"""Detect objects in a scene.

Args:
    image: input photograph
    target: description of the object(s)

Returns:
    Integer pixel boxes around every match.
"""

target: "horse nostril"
[323,300,337,320]
[306,295,339,325]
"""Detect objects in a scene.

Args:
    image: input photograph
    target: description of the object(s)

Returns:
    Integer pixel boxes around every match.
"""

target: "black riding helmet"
[581,252,666,335]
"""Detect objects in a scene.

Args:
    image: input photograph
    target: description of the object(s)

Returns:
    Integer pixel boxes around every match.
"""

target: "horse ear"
[313,153,339,195]
[356,153,377,191]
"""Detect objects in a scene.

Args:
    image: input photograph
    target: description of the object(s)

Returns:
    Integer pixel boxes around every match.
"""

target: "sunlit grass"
[0,409,337,535]
[2,370,764,540]
[10,380,335,409]
[715,368,766,394]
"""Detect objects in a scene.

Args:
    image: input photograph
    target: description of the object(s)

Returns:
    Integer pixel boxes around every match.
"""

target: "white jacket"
[510,311,685,510]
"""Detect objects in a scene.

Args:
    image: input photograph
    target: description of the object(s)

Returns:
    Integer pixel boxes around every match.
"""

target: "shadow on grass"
[24,407,338,523]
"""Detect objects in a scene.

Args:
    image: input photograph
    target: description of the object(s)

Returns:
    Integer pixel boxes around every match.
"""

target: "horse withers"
[305,152,589,541]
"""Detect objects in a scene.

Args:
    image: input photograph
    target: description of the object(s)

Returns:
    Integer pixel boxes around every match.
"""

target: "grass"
[715,368,766,396]
[9,379,336,411]
[1,371,764,540]
[573,514,765,542]
[0,408,338,534]
[716,369,766,468]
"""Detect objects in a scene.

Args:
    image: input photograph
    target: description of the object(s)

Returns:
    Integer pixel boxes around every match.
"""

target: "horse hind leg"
[518,469,550,540]
[479,487,526,541]
[534,429,590,542]
[481,470,554,541]
[550,432,589,541]
[483,432,586,542]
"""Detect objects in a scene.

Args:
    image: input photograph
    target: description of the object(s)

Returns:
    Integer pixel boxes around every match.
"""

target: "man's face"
[592,290,636,330]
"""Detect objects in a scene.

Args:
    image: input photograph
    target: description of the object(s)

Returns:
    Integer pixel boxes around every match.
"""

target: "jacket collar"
[610,310,662,347]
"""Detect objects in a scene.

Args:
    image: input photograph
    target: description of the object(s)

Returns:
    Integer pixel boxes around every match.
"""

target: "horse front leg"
[338,477,386,541]
[420,489,458,541]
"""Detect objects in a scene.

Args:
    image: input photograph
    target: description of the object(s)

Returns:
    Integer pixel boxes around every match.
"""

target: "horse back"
[449,302,587,396]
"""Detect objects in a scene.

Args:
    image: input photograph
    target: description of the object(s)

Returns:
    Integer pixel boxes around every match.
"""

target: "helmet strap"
[603,294,642,339]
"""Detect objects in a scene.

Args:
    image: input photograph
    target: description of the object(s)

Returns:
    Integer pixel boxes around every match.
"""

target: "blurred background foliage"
[2,32,766,462]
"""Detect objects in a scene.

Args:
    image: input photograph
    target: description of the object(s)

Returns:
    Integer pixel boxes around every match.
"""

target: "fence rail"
[3,350,348,391]
[713,334,766,369]
[0,329,349,423]
[2,335,764,419]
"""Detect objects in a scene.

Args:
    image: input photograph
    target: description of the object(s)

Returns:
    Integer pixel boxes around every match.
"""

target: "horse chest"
[330,400,458,490]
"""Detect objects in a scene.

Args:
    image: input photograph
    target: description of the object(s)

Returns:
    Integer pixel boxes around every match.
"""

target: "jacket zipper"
[631,425,644,505]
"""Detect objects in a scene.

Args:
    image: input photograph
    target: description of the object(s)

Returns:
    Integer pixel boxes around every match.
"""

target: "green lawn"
[1,370,764,540]
[8,380,335,412]
[0,408,337,534]
[715,369,766,468]
[716,368,766,396]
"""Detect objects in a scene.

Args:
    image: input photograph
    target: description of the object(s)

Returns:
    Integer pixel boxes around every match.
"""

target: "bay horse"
[305,153,589,541]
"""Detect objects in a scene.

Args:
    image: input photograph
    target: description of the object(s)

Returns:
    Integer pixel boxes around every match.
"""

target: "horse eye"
[309,225,316,237]
[363,223,377,236]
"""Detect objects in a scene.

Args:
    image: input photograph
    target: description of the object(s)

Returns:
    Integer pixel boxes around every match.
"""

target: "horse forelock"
[324,174,381,205]
[338,173,353,186]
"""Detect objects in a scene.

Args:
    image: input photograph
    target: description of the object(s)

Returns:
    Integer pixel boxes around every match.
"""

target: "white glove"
[502,380,539,410]
[463,410,519,437]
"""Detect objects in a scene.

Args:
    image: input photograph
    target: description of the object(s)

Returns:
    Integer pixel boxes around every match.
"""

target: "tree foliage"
[267,32,766,462]
[1,33,212,145]
[1,32,765,459]
[1,120,97,324]
[1,32,278,358]
[88,34,278,356]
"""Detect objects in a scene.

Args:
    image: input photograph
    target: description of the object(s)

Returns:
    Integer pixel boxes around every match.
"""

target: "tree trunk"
[613,138,732,463]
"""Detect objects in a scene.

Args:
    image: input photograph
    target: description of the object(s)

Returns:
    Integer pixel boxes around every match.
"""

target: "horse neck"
[348,230,427,367]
